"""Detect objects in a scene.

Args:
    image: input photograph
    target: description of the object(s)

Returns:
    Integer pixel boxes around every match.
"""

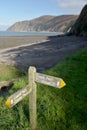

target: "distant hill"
[70,5,87,36]
[7,15,78,32]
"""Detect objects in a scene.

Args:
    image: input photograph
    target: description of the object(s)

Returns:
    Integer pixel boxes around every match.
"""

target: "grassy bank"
[0,47,87,130]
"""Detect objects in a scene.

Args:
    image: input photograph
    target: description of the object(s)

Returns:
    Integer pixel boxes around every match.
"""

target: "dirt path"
[0,35,87,71]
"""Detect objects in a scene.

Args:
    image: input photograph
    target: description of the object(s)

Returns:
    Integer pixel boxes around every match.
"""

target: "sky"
[0,0,87,30]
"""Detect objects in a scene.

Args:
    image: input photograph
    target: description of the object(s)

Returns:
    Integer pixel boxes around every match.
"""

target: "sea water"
[0,31,63,37]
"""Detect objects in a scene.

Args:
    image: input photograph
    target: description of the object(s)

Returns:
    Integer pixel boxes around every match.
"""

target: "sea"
[0,31,63,37]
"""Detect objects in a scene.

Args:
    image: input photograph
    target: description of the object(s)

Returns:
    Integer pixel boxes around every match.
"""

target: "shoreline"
[0,35,48,49]
[0,35,87,71]
[0,39,49,53]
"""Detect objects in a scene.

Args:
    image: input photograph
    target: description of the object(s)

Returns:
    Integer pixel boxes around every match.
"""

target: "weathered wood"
[28,66,37,130]
[0,78,23,89]
[0,80,13,90]
[36,73,66,88]
[6,85,32,108]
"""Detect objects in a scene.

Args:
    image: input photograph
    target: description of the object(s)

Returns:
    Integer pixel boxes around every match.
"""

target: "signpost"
[6,66,66,130]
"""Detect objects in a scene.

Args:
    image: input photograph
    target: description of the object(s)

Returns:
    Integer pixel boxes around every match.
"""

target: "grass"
[0,47,87,130]
[0,65,26,81]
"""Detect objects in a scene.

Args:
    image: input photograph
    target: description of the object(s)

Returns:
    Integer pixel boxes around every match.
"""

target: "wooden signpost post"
[6,66,66,130]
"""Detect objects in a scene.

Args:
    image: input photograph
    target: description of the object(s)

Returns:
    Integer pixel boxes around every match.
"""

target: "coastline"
[0,35,87,71]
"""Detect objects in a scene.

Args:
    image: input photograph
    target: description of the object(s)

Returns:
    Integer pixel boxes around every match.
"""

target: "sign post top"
[6,66,66,108]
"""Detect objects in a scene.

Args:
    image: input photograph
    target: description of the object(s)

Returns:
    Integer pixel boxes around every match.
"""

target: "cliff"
[7,15,78,32]
[70,5,87,36]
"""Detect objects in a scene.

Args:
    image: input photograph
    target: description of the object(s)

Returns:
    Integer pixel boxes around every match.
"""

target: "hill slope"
[7,15,78,32]
[70,5,87,35]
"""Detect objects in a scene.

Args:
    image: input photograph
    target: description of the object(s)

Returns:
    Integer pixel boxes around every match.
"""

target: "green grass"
[0,65,26,81]
[0,47,87,130]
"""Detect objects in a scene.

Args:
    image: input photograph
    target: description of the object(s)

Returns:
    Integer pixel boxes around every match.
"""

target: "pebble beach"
[0,35,87,71]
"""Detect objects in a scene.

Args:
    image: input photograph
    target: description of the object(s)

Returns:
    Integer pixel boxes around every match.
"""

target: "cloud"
[54,0,87,14]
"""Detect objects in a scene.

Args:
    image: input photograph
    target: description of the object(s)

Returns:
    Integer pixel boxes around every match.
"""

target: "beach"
[0,36,48,49]
[0,35,87,71]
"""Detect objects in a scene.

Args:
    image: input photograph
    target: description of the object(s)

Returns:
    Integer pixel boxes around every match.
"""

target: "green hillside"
[0,47,87,130]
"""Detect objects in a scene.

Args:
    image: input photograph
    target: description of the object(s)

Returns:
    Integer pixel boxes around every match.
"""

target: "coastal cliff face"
[70,5,87,36]
[7,15,78,32]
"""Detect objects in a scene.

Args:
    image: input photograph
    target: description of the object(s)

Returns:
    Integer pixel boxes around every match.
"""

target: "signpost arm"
[28,66,37,130]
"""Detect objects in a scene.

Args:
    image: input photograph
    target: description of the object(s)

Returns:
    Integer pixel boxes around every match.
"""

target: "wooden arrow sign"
[36,73,66,88]
[6,85,32,108]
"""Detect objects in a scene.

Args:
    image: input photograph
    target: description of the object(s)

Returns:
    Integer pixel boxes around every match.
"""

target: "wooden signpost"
[6,66,66,130]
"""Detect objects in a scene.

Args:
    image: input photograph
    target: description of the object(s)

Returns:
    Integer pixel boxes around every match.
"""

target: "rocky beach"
[0,35,87,72]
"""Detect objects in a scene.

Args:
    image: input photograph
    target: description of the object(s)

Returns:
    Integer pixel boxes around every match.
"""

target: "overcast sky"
[0,0,87,29]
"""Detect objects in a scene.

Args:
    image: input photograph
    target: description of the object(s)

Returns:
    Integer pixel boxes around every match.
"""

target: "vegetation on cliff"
[70,5,87,36]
